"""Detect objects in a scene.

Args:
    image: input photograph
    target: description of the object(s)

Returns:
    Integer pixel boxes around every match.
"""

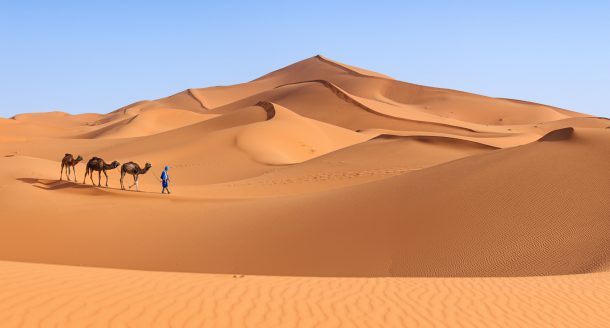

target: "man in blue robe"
[161,166,171,194]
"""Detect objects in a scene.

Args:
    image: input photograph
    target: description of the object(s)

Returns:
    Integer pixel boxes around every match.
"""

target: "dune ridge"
[236,102,371,165]
[45,55,599,145]
[314,54,395,79]
[186,88,209,110]
[275,80,478,132]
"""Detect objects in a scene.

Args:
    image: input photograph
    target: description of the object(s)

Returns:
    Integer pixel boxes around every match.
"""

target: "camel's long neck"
[141,166,151,174]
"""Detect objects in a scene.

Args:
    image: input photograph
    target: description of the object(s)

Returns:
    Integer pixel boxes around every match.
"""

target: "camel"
[60,153,83,181]
[83,157,120,187]
[120,161,152,192]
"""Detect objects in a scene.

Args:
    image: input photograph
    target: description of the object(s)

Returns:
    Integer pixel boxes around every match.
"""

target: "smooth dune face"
[235,103,371,164]
[0,55,608,326]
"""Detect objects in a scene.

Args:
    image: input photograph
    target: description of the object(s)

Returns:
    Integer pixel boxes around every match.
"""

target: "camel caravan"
[59,153,165,193]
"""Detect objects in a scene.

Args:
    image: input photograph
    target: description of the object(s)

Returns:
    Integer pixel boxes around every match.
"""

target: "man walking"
[161,166,171,194]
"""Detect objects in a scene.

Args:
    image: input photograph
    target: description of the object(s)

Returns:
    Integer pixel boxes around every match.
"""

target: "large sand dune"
[0,55,608,326]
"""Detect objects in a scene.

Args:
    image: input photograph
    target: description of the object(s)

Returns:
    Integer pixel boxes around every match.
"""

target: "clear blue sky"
[1,0,608,118]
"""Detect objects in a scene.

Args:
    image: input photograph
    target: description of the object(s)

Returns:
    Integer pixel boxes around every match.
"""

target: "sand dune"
[360,128,538,148]
[1,128,607,277]
[1,55,608,327]
[274,79,482,132]
[165,56,583,129]
[81,108,215,139]
[236,102,371,164]
[205,136,496,198]
[2,261,610,328]
[0,111,103,139]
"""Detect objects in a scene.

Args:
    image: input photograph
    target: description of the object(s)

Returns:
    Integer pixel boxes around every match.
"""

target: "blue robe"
[161,171,169,188]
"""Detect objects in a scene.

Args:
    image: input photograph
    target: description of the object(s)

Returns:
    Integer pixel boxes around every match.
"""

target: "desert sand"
[0,55,609,327]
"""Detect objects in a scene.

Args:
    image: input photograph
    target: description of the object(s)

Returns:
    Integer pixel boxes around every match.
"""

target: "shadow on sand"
[17,178,160,194]
[17,178,96,191]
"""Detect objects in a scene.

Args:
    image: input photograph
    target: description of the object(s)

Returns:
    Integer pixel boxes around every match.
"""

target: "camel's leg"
[60,164,64,181]
[103,170,109,188]
[97,171,101,187]
[66,165,71,181]
[135,175,139,192]
[72,165,77,182]
[120,171,125,190]
[129,175,137,189]
[83,168,87,184]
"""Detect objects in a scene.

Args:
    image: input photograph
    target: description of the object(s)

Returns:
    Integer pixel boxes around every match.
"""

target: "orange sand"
[2,261,610,328]
[0,55,608,326]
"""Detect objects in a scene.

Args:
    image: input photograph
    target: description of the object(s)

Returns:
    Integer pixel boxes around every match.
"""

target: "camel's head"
[111,161,120,168]
[76,155,83,161]
[144,163,152,169]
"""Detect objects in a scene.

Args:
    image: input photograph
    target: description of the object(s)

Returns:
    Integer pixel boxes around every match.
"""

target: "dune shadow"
[538,127,574,142]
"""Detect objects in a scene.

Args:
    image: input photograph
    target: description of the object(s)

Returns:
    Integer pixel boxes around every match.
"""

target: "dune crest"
[315,54,394,79]
[82,108,215,139]
[236,102,371,165]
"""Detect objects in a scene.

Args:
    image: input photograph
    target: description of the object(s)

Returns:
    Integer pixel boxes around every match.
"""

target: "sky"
[0,0,608,118]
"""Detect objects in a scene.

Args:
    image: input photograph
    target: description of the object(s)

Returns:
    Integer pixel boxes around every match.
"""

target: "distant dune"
[0,55,608,326]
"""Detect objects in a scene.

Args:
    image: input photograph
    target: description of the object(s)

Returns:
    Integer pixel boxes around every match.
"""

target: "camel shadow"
[17,178,161,194]
[17,178,95,191]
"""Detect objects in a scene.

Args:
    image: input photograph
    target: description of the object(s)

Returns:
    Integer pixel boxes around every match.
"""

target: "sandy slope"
[1,55,609,326]
[80,109,216,139]
[1,128,608,277]
[1,261,610,328]
[235,102,371,164]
